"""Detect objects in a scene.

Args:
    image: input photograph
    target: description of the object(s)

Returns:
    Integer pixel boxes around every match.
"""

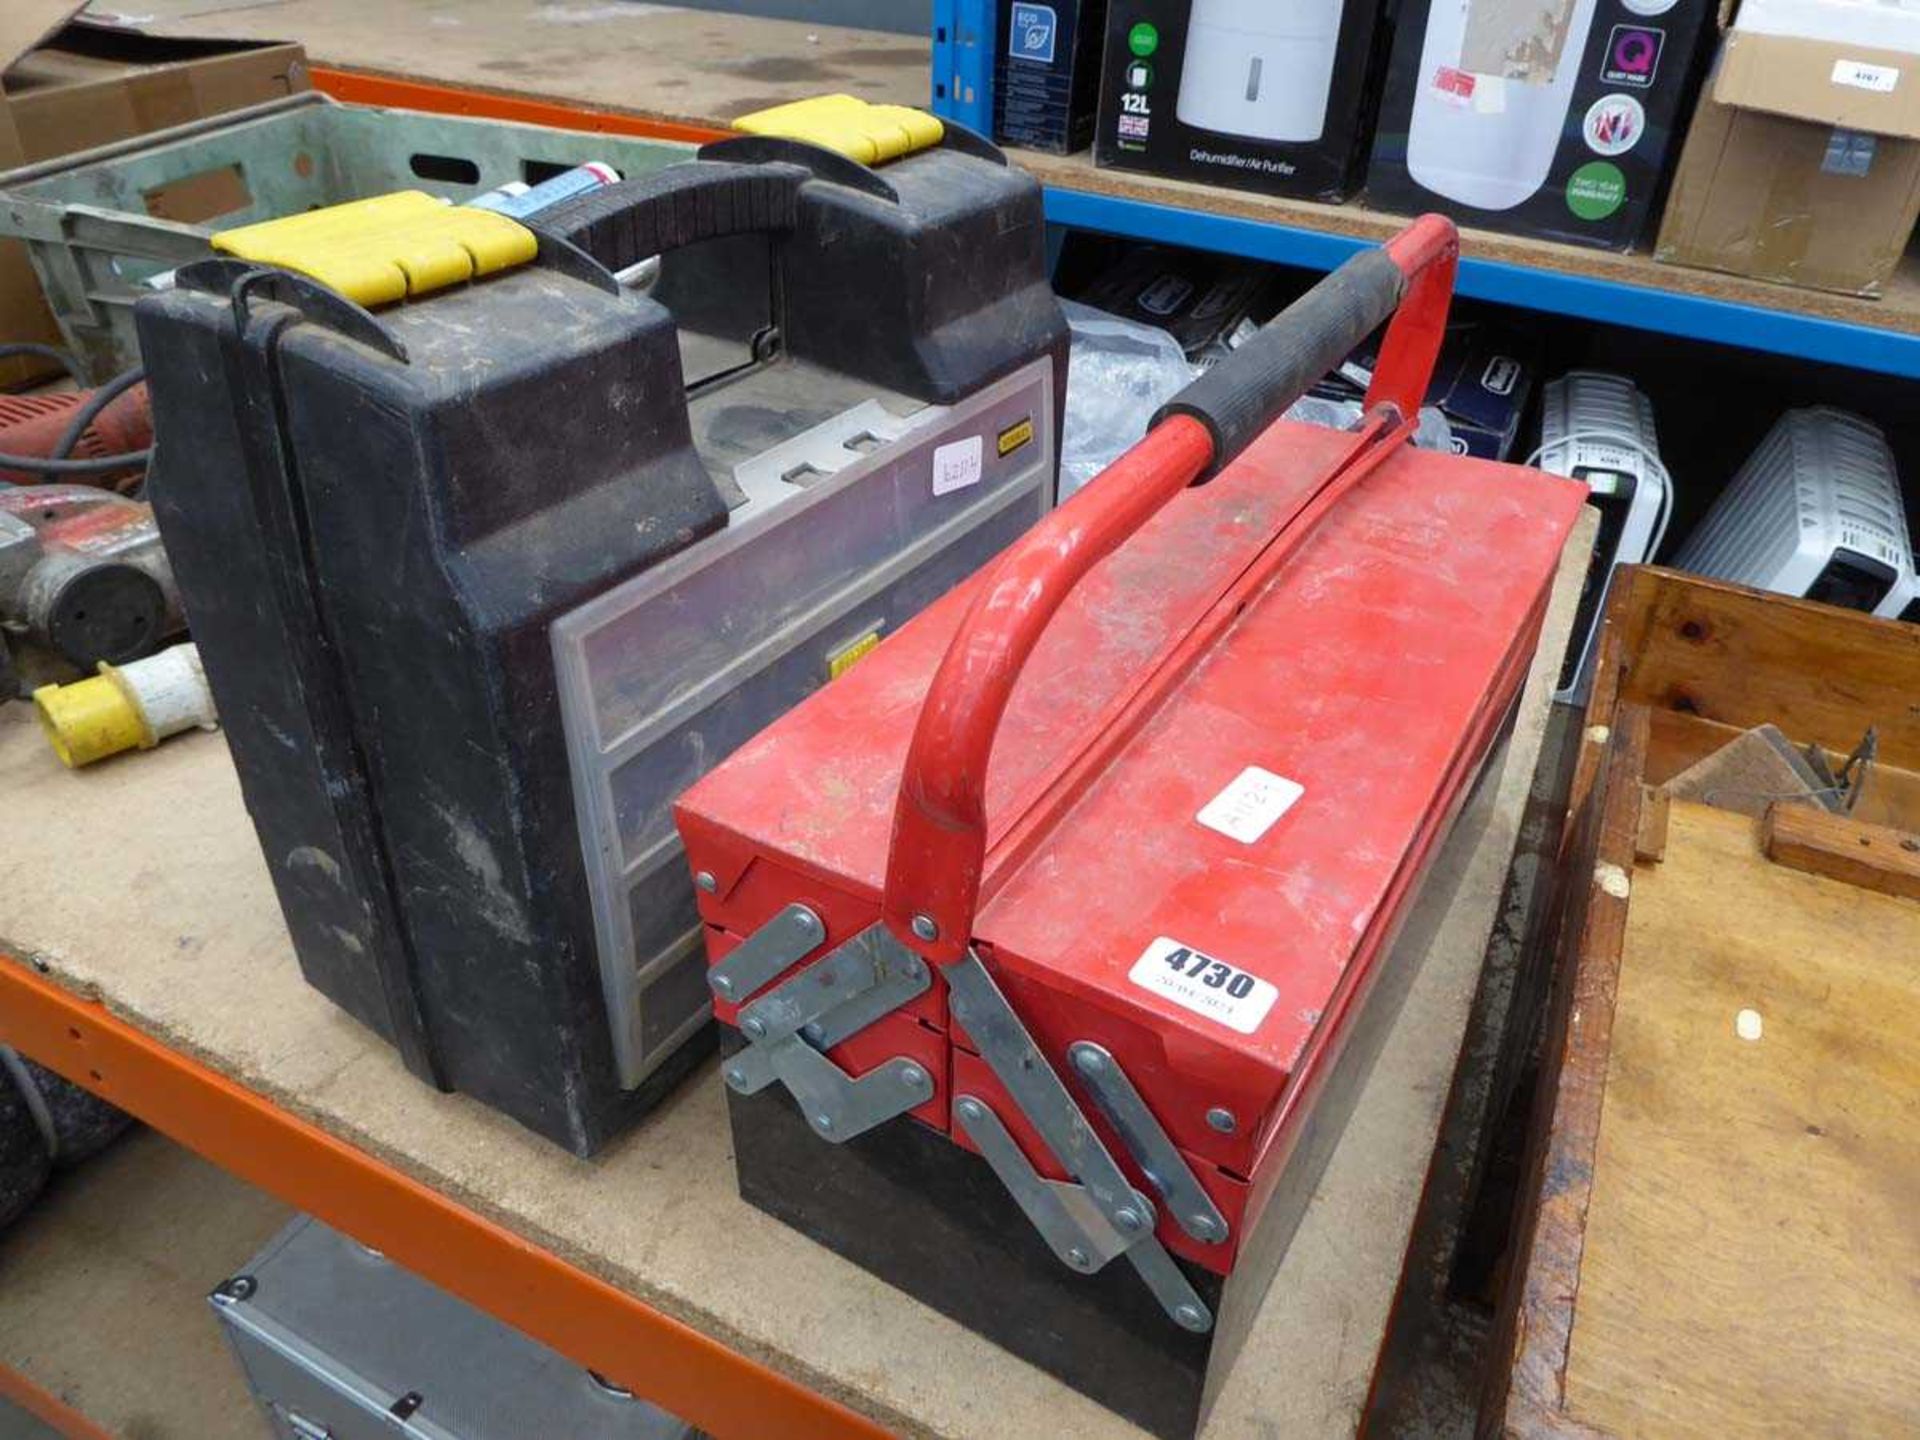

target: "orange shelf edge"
[309,66,730,145]
[0,1362,117,1440]
[0,953,888,1440]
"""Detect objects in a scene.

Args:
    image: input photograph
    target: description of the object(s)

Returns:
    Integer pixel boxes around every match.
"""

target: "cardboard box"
[1092,0,1394,201]
[0,4,306,385]
[1367,0,1716,250]
[994,0,1109,154]
[1655,25,1920,295]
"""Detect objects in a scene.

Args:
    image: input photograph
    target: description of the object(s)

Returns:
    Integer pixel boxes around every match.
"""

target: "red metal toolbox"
[675,217,1587,1436]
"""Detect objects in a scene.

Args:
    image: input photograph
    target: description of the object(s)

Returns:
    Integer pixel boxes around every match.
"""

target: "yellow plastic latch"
[825,628,883,679]
[734,94,944,166]
[212,191,538,307]
[33,664,153,769]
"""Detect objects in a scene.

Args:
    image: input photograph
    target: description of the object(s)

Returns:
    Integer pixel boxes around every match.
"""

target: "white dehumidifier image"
[1176,0,1347,143]
[1675,408,1914,617]
[1406,0,1599,209]
[1532,372,1672,703]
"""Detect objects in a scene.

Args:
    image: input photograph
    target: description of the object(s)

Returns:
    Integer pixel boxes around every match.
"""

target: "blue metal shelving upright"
[929,3,1920,381]
[930,0,996,137]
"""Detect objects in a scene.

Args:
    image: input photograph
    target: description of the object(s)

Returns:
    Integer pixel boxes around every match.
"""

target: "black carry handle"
[176,257,410,363]
[533,160,810,276]
[1151,247,1409,483]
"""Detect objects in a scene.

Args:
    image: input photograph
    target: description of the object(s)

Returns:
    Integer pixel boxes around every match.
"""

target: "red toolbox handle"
[880,216,1460,964]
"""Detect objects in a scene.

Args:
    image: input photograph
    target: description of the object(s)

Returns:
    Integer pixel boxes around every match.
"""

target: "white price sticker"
[1129,937,1278,1035]
[1196,765,1304,844]
[1832,58,1899,93]
[932,435,985,496]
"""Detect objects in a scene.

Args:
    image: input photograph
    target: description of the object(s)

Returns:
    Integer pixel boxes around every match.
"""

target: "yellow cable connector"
[734,94,944,165]
[34,644,217,769]
[212,191,538,307]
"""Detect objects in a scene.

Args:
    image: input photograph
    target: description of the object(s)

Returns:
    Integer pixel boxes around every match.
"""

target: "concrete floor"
[0,1127,291,1440]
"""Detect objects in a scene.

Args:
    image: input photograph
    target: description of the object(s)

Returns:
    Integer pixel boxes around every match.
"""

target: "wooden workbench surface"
[133,0,1920,338]
[138,0,930,126]
[0,510,1593,1437]
[1564,799,1920,1435]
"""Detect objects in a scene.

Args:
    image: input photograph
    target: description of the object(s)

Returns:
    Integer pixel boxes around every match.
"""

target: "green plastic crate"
[0,92,694,378]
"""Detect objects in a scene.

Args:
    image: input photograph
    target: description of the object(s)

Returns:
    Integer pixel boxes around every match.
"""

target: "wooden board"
[1012,151,1920,340]
[1761,804,1920,902]
[0,516,1595,1435]
[1615,568,1920,772]
[1644,708,1920,832]
[134,0,929,126]
[1563,800,1920,1437]
[1489,703,1650,1436]
[128,1,1920,343]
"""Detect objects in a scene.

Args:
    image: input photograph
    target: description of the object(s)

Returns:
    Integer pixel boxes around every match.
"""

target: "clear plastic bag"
[1282,395,1457,453]
[1058,299,1196,500]
[1059,299,1457,500]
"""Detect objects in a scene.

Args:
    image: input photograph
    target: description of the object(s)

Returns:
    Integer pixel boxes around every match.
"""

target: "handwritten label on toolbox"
[1128,937,1278,1035]
[932,435,984,495]
[1195,765,1304,844]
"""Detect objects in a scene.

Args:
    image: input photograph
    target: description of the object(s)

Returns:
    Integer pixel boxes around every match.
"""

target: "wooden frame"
[1483,565,1920,1436]
[0,1363,117,1440]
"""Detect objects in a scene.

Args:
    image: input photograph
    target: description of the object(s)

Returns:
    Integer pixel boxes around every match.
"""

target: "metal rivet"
[1066,1247,1090,1269]
[901,1065,927,1088]
[1173,1303,1207,1331]
[910,913,939,941]
[1071,1045,1104,1076]
[694,870,717,893]
[711,974,734,997]
[796,907,822,932]
[801,1023,824,1044]
[1205,1106,1237,1134]
[741,1016,766,1039]
[1116,1207,1143,1232]
[1188,1214,1220,1241]
[957,1098,984,1122]
[724,1067,748,1090]
[814,1113,834,1132]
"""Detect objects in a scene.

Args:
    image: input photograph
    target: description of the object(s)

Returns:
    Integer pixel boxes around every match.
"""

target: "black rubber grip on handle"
[1151,247,1408,481]
[533,160,807,275]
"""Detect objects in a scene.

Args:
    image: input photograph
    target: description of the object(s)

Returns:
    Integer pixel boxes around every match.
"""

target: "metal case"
[674,224,1586,1435]
[212,1217,694,1440]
